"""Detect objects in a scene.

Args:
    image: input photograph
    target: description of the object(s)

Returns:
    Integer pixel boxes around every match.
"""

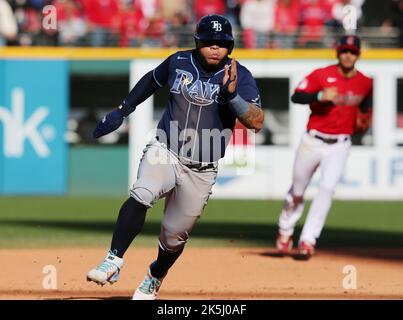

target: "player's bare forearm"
[238,103,265,132]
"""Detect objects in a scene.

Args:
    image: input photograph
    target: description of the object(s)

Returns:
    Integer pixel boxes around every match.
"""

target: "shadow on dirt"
[2,219,403,261]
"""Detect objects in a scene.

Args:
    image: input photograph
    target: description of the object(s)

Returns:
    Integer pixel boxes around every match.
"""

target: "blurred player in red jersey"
[275,35,373,259]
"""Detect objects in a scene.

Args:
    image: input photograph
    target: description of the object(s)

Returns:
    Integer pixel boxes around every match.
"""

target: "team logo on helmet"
[211,21,222,32]
[347,36,355,45]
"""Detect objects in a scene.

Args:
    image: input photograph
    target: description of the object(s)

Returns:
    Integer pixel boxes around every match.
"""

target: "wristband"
[118,101,136,117]
[229,94,249,117]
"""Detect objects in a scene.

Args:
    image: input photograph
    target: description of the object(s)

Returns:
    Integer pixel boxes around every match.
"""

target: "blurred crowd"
[0,0,402,48]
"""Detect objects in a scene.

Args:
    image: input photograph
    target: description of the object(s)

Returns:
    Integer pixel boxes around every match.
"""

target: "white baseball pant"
[278,131,352,245]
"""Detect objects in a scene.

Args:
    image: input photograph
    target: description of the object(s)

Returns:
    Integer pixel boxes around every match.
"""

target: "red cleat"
[276,233,293,255]
[298,241,315,259]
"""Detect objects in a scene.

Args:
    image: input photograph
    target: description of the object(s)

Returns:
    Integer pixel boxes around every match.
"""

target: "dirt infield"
[1,247,402,300]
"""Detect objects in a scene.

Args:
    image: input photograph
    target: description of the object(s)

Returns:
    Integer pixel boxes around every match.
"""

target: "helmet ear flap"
[228,42,234,55]
[194,38,201,50]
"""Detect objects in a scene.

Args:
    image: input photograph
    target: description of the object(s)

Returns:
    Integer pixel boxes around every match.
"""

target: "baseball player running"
[86,14,264,299]
[276,35,373,259]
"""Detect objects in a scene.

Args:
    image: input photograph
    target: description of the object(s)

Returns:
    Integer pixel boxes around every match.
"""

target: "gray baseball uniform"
[87,15,263,299]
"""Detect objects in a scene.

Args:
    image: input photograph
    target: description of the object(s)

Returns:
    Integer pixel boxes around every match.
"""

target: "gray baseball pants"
[130,139,218,252]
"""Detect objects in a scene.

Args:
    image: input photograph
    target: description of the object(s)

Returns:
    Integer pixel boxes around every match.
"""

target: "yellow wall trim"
[0,47,402,60]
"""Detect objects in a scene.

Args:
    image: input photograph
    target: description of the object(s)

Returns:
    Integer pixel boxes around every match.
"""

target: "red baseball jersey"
[295,64,373,135]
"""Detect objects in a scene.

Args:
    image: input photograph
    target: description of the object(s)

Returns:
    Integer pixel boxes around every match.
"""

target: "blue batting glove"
[93,108,124,139]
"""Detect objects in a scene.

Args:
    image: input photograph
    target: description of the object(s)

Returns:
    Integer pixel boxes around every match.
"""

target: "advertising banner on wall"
[0,60,68,194]
[212,146,403,200]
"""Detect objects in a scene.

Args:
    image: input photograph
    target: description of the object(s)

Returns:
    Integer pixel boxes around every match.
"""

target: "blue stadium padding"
[1,60,68,194]
[0,60,5,193]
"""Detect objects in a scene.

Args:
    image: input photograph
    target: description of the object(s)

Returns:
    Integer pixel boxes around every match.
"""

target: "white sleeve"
[0,0,18,39]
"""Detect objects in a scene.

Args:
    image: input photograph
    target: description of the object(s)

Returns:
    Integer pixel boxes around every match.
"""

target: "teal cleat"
[87,250,124,286]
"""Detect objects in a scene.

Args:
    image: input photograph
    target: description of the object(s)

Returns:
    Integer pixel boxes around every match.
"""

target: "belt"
[308,131,350,144]
[154,137,215,171]
[185,162,216,171]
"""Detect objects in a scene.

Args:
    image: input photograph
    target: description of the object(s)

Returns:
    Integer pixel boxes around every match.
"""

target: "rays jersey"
[152,49,261,163]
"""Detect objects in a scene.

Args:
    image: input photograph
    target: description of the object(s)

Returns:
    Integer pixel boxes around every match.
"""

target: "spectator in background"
[382,0,403,48]
[13,2,42,46]
[225,0,242,27]
[160,0,189,22]
[57,0,87,46]
[0,0,18,46]
[135,0,161,20]
[81,0,120,46]
[298,0,332,47]
[272,0,300,48]
[133,0,164,46]
[240,0,275,48]
[26,0,58,46]
[166,11,192,47]
[159,0,192,47]
[30,0,52,10]
[142,10,167,47]
[117,0,144,47]
[193,0,226,22]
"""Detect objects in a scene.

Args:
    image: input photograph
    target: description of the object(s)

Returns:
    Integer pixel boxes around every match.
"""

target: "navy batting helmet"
[336,35,361,55]
[194,14,234,54]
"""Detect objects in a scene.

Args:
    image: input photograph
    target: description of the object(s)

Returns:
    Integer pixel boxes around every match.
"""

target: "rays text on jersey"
[171,69,220,106]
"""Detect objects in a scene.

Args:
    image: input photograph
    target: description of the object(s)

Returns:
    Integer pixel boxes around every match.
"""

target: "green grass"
[0,196,402,248]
